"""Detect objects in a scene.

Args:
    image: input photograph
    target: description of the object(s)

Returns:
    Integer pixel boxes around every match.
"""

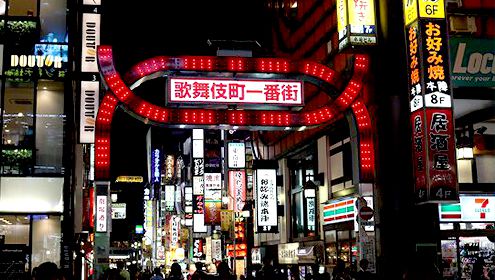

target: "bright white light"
[284,127,291,130]
[179,124,186,129]
[111,193,118,203]
[297,126,307,131]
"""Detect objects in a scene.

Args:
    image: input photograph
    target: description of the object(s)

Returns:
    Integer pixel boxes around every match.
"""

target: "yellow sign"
[220,210,234,232]
[347,0,376,28]
[115,176,143,183]
[337,0,348,40]
[403,0,418,26]
[418,0,445,19]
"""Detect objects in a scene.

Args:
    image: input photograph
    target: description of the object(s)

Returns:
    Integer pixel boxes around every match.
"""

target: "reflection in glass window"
[0,0,6,15]
[31,215,61,269]
[35,81,64,174]
[0,215,30,245]
[0,44,3,71]
[40,0,67,43]
[8,0,38,16]
[2,81,35,175]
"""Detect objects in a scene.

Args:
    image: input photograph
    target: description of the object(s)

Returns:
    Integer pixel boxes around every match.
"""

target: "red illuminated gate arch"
[95,46,374,182]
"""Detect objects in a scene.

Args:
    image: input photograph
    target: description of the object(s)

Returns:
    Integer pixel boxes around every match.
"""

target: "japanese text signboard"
[151,149,161,184]
[403,0,458,203]
[228,142,246,169]
[337,0,377,50]
[96,195,107,232]
[229,170,246,212]
[169,77,303,107]
[256,169,278,233]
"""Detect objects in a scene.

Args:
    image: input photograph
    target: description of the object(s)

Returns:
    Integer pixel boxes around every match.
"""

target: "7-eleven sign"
[439,196,495,222]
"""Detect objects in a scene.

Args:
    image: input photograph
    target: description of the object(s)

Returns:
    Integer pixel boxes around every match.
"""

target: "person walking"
[117,261,131,280]
[216,261,235,280]
[150,267,164,280]
[356,259,373,280]
[331,260,351,280]
[168,263,184,280]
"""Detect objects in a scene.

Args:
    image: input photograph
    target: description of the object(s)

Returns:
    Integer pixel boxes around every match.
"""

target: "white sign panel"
[81,13,100,72]
[212,239,222,261]
[171,215,180,248]
[228,142,246,168]
[80,81,99,143]
[256,169,278,232]
[169,78,304,106]
[83,0,101,5]
[165,185,175,211]
[193,177,204,195]
[462,196,495,221]
[204,173,222,201]
[278,243,299,264]
[439,195,495,222]
[111,203,126,219]
[96,195,107,232]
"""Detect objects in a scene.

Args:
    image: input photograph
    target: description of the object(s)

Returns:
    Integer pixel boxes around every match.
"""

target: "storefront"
[322,197,358,268]
[439,194,495,279]
[276,242,325,280]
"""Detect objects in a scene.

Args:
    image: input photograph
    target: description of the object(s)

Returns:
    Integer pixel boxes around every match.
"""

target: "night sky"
[102,1,273,222]
[101,0,272,73]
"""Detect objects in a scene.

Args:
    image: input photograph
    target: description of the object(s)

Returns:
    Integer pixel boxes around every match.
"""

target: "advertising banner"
[403,0,458,203]
[81,13,100,73]
[229,170,246,212]
[256,169,278,233]
[450,38,495,88]
[79,81,100,143]
[439,195,495,222]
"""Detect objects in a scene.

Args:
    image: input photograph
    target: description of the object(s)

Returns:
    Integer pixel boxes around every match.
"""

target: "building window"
[330,139,353,192]
[8,0,38,16]
[2,81,35,175]
[40,0,67,43]
[34,80,64,174]
[1,80,64,175]
[289,151,317,239]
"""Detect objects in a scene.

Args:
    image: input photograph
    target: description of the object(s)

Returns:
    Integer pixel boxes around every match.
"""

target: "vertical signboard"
[96,195,107,232]
[403,0,458,203]
[193,238,206,260]
[151,148,161,184]
[337,0,377,50]
[229,170,246,212]
[256,169,278,233]
[80,81,100,143]
[81,13,101,73]
[228,142,246,168]
[184,186,193,226]
[192,129,207,232]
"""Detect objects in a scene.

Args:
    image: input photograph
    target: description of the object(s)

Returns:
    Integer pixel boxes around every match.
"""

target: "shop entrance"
[440,224,495,279]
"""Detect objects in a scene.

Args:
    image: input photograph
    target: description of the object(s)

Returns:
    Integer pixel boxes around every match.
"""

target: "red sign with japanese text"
[169,77,303,106]
[404,7,458,203]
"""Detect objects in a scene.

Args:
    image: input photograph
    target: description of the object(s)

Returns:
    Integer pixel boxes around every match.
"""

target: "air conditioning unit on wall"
[446,0,463,8]
[449,15,477,33]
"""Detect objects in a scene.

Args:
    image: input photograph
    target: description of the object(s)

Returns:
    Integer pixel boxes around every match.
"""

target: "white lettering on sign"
[453,43,495,75]
[152,149,160,183]
[169,78,303,106]
[10,55,63,68]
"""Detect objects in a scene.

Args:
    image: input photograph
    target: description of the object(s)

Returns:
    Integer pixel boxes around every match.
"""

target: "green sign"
[450,37,495,87]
